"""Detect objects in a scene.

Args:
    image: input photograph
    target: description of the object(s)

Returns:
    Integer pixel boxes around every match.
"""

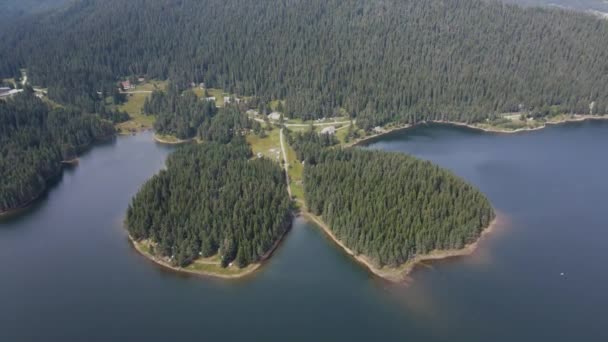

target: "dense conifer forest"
[0,92,115,213]
[143,88,218,139]
[143,85,261,140]
[125,142,292,268]
[198,107,261,144]
[303,148,495,267]
[287,129,340,164]
[1,0,607,128]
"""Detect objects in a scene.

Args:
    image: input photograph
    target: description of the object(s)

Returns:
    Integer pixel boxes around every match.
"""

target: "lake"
[1,123,607,341]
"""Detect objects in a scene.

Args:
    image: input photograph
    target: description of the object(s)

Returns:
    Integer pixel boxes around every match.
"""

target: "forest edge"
[128,216,292,279]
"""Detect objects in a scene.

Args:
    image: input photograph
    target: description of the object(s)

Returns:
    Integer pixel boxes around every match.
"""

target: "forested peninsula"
[0,92,115,215]
[302,148,495,280]
[125,141,292,277]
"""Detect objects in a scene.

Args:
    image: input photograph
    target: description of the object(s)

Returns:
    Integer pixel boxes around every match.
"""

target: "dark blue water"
[1,123,607,341]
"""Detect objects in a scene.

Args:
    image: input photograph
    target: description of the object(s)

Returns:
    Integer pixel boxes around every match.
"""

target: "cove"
[1,123,607,341]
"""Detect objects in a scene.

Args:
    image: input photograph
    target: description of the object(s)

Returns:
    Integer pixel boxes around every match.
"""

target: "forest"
[0,92,115,213]
[143,86,261,141]
[303,148,495,267]
[286,129,340,164]
[125,142,292,268]
[0,0,606,129]
[143,88,218,139]
[198,107,261,144]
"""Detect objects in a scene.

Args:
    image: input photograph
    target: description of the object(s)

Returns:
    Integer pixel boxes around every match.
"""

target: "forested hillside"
[304,148,495,267]
[0,92,115,213]
[125,142,292,268]
[1,0,607,128]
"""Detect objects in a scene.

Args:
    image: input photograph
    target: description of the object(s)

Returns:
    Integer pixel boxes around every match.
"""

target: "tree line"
[143,85,262,141]
[286,128,340,164]
[125,142,292,268]
[1,0,607,128]
[303,148,495,267]
[0,92,115,213]
[143,87,218,139]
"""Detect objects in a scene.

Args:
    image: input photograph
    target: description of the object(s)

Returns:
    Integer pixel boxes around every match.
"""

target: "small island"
[125,142,292,278]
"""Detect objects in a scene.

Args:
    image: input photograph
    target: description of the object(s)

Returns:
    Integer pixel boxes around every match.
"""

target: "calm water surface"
[1,123,607,341]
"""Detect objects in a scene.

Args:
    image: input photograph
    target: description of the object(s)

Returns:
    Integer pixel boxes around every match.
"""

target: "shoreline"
[153,133,194,145]
[1,135,116,218]
[302,210,500,282]
[432,115,608,134]
[0,166,66,218]
[350,114,608,147]
[128,219,292,279]
[0,194,45,218]
[347,123,412,147]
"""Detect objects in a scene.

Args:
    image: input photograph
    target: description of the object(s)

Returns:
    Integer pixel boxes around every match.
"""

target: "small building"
[268,112,282,121]
[138,77,145,83]
[246,109,259,116]
[0,87,10,94]
[373,126,385,134]
[121,81,135,90]
[224,96,231,104]
[320,126,336,135]
[204,97,216,102]
[257,152,263,158]
[199,83,205,89]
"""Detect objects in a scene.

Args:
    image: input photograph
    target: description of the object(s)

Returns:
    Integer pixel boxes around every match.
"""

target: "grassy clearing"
[135,80,167,92]
[269,99,285,111]
[206,88,228,107]
[115,94,156,132]
[246,128,282,161]
[247,128,304,199]
[285,141,304,201]
[186,258,258,276]
[133,239,257,277]
[113,81,166,133]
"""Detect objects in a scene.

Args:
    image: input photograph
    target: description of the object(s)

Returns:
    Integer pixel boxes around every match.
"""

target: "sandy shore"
[61,158,79,165]
[128,221,291,280]
[129,236,262,279]
[302,211,501,282]
[153,134,194,145]
[347,123,413,147]
[349,115,608,147]
[432,115,608,134]
[0,201,38,218]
